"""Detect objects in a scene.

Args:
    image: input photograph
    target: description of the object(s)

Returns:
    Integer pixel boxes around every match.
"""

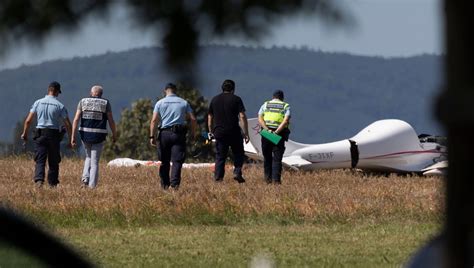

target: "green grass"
[54,221,440,267]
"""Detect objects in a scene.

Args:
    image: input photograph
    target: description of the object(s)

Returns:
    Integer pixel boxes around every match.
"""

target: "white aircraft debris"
[107,158,214,169]
[244,118,447,176]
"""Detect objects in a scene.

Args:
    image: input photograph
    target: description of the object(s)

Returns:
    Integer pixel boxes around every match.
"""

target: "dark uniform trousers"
[261,129,288,183]
[158,129,186,189]
[33,128,61,186]
[214,133,244,180]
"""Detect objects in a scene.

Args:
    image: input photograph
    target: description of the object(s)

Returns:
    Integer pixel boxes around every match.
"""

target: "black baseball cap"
[49,81,61,93]
[165,83,177,91]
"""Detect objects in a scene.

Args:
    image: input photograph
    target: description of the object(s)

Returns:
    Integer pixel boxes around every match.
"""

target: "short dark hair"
[165,83,177,92]
[221,79,235,92]
[48,81,61,93]
[273,90,284,100]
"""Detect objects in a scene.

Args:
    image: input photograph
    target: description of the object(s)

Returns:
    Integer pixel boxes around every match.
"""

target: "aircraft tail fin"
[246,118,263,156]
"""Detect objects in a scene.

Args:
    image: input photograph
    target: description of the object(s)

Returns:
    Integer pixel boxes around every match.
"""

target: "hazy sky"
[0,0,442,70]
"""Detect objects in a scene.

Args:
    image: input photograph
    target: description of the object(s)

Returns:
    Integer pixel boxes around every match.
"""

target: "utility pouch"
[156,129,162,161]
[171,125,187,134]
[59,126,66,141]
[155,129,161,144]
[33,129,41,140]
[281,128,290,141]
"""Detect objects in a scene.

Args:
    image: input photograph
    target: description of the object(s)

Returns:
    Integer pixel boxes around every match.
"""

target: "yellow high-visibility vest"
[263,100,289,128]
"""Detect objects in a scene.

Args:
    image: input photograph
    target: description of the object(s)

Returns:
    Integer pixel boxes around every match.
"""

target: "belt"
[35,128,60,138]
[160,124,185,131]
[37,128,59,133]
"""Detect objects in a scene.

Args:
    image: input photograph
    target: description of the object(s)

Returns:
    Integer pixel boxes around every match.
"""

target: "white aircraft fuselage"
[244,118,446,175]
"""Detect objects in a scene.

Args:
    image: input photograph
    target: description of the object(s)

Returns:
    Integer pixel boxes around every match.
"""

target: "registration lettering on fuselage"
[308,152,334,161]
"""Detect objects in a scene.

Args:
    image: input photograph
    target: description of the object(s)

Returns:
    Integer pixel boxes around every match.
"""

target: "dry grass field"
[0,157,444,267]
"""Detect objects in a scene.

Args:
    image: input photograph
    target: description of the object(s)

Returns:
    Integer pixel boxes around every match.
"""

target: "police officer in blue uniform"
[21,81,72,187]
[149,83,197,189]
[71,85,117,188]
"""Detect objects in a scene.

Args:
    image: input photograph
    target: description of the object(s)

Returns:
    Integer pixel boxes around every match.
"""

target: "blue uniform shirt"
[153,94,193,128]
[30,95,68,129]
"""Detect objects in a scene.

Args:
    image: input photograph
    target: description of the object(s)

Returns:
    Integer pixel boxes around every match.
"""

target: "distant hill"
[0,45,443,144]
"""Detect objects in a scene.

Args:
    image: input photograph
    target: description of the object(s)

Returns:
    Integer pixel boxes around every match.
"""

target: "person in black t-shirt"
[208,79,249,183]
